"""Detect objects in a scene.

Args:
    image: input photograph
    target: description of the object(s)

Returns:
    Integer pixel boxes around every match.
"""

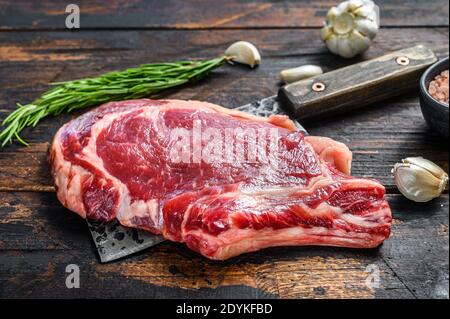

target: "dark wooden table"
[0,0,448,299]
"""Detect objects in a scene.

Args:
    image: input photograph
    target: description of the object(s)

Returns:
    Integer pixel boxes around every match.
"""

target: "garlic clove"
[393,157,449,203]
[320,24,333,41]
[326,6,340,21]
[280,65,323,84]
[354,5,379,24]
[337,37,357,58]
[361,0,376,9]
[348,30,371,54]
[354,18,379,39]
[225,41,261,68]
[326,35,341,55]
[358,1,380,26]
[394,164,445,202]
[336,1,351,13]
[403,157,449,181]
[347,0,365,11]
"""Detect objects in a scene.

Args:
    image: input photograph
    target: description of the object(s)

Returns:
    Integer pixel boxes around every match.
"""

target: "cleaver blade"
[87,95,306,263]
[87,219,165,263]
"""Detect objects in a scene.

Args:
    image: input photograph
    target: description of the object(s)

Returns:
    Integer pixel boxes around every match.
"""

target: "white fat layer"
[183,204,391,260]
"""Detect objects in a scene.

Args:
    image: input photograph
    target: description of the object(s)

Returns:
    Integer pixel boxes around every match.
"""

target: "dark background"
[0,0,448,299]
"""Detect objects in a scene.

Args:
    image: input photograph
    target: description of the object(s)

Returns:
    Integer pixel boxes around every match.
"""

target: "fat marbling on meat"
[49,99,392,260]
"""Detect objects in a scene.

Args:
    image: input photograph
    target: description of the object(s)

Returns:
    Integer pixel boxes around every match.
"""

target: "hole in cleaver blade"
[86,95,306,262]
[87,219,165,263]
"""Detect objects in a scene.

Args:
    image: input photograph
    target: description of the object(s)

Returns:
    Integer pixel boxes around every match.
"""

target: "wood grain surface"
[0,0,448,29]
[0,0,448,299]
[1,192,447,298]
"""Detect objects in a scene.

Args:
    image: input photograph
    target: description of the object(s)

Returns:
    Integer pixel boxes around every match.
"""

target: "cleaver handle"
[278,45,437,121]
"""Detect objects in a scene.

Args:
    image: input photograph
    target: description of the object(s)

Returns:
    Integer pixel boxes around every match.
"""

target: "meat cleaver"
[88,45,436,263]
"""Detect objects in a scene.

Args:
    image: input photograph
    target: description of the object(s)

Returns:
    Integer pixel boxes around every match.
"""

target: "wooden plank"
[0,28,448,191]
[380,196,449,299]
[0,0,448,30]
[0,191,447,298]
[0,191,90,250]
[0,28,447,95]
[2,27,448,67]
[0,249,277,299]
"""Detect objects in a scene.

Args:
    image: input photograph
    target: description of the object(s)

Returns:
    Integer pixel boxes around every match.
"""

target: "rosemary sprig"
[0,56,227,147]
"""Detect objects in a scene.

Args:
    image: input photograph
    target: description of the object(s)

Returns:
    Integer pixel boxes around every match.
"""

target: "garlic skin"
[393,157,449,203]
[321,0,380,58]
[225,41,261,68]
[280,65,323,84]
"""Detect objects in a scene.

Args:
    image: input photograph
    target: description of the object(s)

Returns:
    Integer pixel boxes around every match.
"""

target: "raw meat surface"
[49,99,392,260]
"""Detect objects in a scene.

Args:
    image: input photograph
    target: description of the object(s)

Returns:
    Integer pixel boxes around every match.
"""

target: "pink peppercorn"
[428,70,449,105]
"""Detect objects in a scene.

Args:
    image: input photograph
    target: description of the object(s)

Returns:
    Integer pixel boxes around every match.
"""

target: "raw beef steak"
[49,99,392,260]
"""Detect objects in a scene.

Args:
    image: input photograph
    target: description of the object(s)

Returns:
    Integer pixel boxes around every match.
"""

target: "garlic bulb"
[321,0,380,58]
[225,41,261,68]
[280,65,323,84]
[393,157,449,203]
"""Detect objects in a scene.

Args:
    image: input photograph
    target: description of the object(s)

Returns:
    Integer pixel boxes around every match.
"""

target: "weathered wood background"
[0,0,448,299]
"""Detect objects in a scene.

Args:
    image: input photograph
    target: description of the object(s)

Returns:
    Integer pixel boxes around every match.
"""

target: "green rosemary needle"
[0,56,227,147]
